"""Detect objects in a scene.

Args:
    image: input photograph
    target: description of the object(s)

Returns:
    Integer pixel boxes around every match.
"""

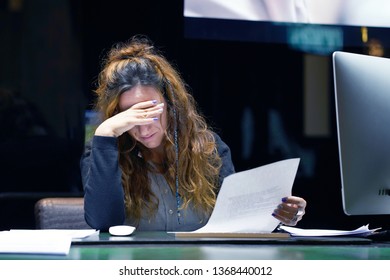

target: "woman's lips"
[140,132,156,141]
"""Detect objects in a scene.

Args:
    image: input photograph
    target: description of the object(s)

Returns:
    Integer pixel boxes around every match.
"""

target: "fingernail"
[271,213,275,217]
[152,100,158,104]
[153,117,159,121]
[282,197,288,203]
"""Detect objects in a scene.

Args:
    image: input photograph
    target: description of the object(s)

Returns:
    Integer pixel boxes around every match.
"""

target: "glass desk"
[1,231,390,260]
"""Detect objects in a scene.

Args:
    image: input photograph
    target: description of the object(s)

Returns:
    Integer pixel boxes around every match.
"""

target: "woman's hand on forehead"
[95,100,164,137]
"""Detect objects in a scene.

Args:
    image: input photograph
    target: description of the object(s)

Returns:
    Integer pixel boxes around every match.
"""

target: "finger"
[148,103,164,115]
[272,211,299,226]
[278,202,299,215]
[137,103,164,120]
[279,203,306,219]
[274,207,304,226]
[296,208,305,216]
[131,99,159,109]
[274,200,305,226]
[282,196,307,208]
[274,205,295,220]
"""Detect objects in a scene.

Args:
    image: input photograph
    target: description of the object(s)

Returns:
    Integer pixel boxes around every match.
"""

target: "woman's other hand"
[272,196,306,226]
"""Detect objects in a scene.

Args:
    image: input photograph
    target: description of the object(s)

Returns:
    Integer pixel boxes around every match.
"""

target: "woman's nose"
[137,124,151,136]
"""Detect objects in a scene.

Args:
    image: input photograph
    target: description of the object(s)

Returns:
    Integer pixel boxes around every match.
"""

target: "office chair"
[34,197,91,229]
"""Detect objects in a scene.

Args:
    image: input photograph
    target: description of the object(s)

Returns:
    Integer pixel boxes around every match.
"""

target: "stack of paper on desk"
[0,229,98,255]
[172,158,300,238]
[279,224,381,237]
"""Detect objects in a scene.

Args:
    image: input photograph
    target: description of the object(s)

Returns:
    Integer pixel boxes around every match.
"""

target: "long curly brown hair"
[94,36,222,222]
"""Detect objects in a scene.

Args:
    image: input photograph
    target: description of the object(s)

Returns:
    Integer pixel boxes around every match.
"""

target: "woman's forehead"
[119,85,163,109]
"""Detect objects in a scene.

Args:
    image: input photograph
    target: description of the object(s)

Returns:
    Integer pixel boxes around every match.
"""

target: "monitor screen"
[184,0,390,54]
[333,51,390,215]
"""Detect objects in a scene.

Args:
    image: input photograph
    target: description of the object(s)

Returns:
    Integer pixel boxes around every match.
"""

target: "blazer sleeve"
[214,133,235,188]
[80,136,126,230]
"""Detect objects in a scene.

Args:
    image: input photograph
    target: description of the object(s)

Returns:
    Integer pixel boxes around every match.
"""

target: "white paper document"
[10,229,99,239]
[0,229,98,255]
[279,224,381,237]
[188,158,300,234]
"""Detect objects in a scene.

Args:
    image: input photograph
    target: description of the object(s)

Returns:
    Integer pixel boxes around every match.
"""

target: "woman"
[81,36,306,231]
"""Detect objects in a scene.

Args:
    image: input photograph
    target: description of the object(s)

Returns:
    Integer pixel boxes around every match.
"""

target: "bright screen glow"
[185,0,390,27]
[184,0,390,54]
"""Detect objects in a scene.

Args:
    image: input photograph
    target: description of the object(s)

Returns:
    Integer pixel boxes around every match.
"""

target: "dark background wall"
[1,0,389,230]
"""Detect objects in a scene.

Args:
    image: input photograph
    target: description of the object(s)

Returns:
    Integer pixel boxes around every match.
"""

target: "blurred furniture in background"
[34,197,91,229]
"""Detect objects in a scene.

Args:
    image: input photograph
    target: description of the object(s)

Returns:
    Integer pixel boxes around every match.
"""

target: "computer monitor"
[333,51,390,215]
